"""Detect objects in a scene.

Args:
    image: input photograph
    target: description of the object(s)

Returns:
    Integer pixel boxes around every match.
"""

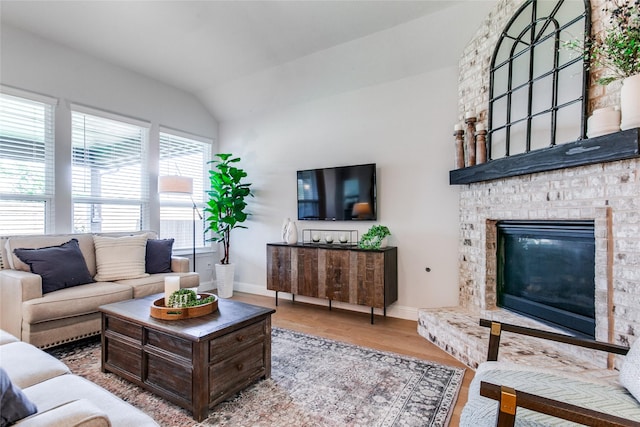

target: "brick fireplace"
[418,0,640,371]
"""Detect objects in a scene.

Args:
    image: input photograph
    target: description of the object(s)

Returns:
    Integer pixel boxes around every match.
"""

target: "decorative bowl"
[150,292,218,320]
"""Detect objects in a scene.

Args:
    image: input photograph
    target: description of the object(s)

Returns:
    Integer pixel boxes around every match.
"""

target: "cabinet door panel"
[355,252,385,308]
[266,245,292,292]
[323,249,351,302]
[297,248,318,297]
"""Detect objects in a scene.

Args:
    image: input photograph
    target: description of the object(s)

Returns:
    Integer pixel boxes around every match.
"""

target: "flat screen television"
[297,163,377,221]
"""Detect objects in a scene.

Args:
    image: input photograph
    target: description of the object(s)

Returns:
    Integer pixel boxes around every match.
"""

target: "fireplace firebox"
[497,220,595,338]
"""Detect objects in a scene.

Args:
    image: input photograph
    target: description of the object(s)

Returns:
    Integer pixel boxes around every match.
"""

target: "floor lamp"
[158,175,202,273]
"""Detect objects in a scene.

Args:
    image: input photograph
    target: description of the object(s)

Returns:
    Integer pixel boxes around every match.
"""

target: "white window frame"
[159,127,212,250]
[70,104,151,233]
[0,86,57,235]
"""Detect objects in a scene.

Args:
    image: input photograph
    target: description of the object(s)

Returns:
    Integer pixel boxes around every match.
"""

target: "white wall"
[0,24,218,284]
[219,67,461,319]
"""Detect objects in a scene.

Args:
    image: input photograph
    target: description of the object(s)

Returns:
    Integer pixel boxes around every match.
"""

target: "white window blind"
[0,92,55,235]
[72,109,149,233]
[159,130,211,250]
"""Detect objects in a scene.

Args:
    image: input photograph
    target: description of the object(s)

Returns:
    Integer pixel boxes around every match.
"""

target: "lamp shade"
[158,175,193,194]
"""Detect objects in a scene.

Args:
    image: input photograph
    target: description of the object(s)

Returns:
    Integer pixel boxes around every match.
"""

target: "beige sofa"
[0,329,158,426]
[0,232,199,348]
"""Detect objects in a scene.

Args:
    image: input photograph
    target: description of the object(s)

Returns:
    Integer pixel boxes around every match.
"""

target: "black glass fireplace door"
[497,220,595,338]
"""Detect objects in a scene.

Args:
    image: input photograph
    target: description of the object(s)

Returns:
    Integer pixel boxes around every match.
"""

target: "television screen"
[297,163,376,221]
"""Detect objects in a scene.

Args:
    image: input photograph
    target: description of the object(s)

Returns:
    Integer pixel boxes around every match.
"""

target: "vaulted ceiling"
[1,1,495,121]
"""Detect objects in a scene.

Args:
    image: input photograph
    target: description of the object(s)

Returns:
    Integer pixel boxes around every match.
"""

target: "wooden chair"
[460,319,640,426]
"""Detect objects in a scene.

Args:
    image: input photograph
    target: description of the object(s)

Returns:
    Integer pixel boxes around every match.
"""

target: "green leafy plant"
[167,289,215,308]
[566,0,640,85]
[204,153,253,265]
[358,225,391,250]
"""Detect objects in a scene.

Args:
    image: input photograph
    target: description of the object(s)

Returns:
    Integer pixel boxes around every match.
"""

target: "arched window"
[488,0,590,160]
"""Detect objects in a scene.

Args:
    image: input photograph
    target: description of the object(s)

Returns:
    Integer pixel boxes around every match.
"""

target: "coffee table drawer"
[147,329,192,359]
[209,321,265,363]
[105,316,142,341]
[147,353,192,402]
[209,341,265,401]
[104,337,141,378]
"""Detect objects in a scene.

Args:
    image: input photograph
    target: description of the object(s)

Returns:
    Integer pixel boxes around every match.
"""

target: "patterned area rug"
[48,328,464,426]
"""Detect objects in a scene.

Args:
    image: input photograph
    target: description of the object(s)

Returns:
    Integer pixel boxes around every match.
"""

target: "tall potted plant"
[204,153,253,298]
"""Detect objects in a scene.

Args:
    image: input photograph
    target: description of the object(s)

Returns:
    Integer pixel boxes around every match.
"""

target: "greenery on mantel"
[567,0,640,85]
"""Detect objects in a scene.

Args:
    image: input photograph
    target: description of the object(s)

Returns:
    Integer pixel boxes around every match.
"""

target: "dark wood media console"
[266,242,398,323]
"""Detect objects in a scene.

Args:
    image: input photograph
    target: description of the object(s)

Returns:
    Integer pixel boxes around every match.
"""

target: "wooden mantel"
[449,128,640,185]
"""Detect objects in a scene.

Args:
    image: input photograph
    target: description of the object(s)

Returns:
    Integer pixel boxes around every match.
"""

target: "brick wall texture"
[456,0,639,348]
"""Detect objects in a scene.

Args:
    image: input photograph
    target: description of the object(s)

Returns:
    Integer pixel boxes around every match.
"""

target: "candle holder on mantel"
[465,115,477,167]
[453,126,465,169]
[476,124,487,164]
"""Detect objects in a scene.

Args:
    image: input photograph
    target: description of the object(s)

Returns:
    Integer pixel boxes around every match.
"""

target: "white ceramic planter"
[621,74,640,131]
[587,107,620,138]
[215,263,235,298]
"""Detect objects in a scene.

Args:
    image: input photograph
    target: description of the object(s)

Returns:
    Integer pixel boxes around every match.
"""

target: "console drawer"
[209,321,265,363]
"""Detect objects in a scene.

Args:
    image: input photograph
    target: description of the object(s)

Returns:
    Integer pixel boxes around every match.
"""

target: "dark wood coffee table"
[99,294,275,421]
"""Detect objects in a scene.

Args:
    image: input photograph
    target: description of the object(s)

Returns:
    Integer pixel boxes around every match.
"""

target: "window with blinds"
[71,107,149,233]
[0,92,55,235]
[159,130,211,250]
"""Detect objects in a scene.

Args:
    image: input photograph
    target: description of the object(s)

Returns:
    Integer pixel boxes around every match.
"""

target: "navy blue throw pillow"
[13,239,95,294]
[145,238,174,274]
[0,367,37,426]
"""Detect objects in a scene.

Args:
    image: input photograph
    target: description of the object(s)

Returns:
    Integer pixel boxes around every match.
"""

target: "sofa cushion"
[621,337,640,402]
[22,282,132,325]
[0,342,70,389]
[23,374,159,426]
[115,272,199,299]
[16,398,109,427]
[93,234,149,282]
[0,367,37,427]
[0,330,19,346]
[13,239,96,294]
[145,238,174,274]
[5,234,96,276]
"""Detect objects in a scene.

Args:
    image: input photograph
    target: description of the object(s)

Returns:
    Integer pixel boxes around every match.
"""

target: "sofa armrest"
[0,270,43,338]
[170,256,190,273]
[16,399,110,427]
[479,319,629,361]
[479,381,638,427]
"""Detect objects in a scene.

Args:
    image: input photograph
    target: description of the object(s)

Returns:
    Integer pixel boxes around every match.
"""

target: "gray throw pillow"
[13,238,95,294]
[0,367,37,426]
[145,238,174,274]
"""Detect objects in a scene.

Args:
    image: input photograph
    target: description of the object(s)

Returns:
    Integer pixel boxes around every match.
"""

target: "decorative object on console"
[158,175,201,272]
[281,218,298,244]
[358,225,391,250]
[587,107,621,138]
[324,234,333,244]
[465,115,477,166]
[205,153,253,298]
[476,123,487,164]
[454,125,465,169]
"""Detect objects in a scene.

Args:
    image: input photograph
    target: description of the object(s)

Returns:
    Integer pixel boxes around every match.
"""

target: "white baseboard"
[232,281,418,321]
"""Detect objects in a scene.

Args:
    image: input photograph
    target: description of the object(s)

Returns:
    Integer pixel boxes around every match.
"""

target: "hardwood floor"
[229,292,473,425]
